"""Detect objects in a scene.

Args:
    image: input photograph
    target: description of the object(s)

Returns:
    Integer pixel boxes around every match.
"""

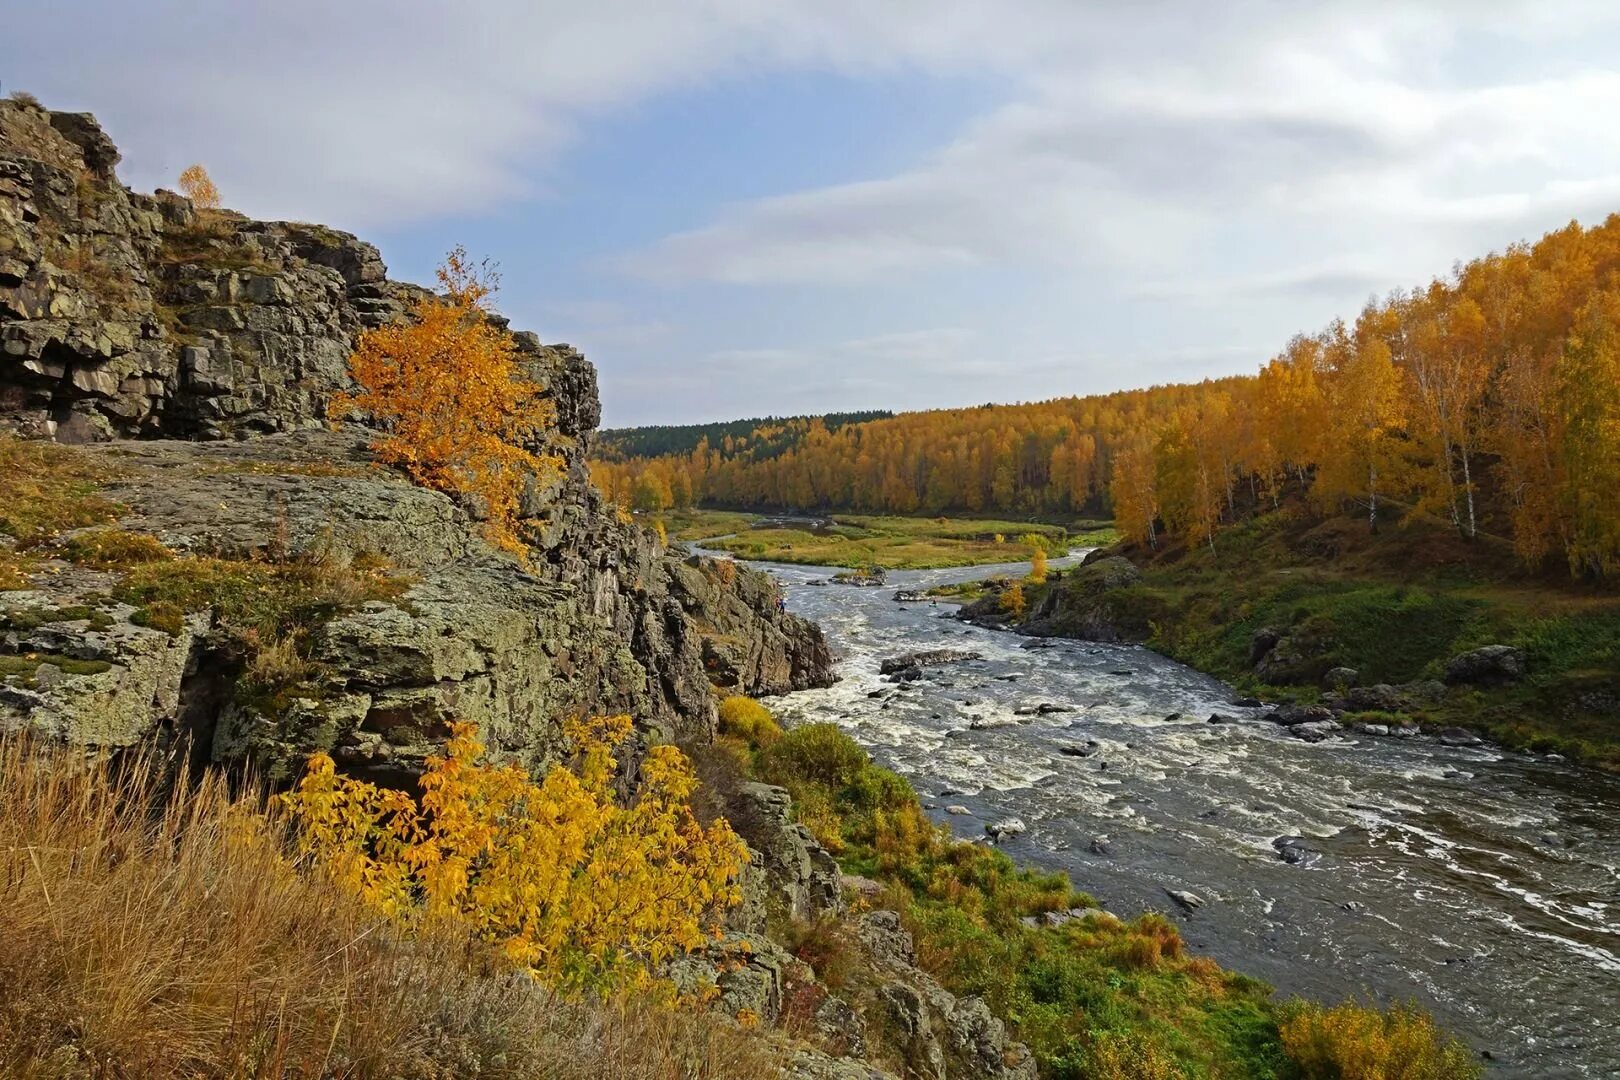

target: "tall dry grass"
[0,736,777,1079]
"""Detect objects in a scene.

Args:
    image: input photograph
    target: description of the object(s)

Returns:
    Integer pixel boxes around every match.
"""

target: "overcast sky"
[7,2,1620,426]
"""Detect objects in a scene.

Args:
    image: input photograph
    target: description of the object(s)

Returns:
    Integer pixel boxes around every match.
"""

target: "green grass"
[711,703,1471,1078]
[659,509,1092,570]
[1025,505,1620,769]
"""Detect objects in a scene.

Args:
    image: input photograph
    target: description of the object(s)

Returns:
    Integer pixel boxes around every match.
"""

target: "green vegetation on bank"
[658,507,1118,570]
[1015,504,1620,770]
[711,696,1479,1079]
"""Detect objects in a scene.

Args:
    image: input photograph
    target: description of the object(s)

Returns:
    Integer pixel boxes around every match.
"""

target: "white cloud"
[10,1,1620,423]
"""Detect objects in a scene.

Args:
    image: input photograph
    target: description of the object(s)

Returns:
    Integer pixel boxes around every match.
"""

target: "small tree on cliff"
[177,164,220,209]
[330,248,559,558]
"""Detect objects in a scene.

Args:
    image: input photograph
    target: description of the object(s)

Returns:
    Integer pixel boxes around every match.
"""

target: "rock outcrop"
[959,555,1143,640]
[0,101,833,776]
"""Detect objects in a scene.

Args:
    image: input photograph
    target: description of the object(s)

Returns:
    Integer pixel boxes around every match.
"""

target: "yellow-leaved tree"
[281,717,747,992]
[330,248,559,559]
[177,163,220,209]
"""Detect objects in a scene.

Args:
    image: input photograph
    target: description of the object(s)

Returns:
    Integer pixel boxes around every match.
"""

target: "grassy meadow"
[656,508,1119,570]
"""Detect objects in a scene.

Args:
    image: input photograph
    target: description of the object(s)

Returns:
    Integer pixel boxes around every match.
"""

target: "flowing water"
[735,548,1620,1077]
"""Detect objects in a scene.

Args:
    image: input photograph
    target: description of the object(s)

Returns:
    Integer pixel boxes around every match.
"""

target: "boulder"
[985,817,1027,840]
[1165,889,1205,910]
[1288,720,1342,743]
[1322,666,1360,689]
[1270,703,1336,727]
[1345,683,1408,713]
[879,649,982,676]
[1444,645,1526,686]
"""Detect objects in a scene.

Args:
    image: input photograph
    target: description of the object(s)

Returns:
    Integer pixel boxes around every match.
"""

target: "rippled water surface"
[741,549,1620,1076]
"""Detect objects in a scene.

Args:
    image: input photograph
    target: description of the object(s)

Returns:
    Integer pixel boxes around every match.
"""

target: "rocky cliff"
[0,97,833,777]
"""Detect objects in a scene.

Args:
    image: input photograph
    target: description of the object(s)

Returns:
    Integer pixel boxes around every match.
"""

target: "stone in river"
[1164,888,1205,910]
[985,817,1027,840]
[1089,837,1114,857]
[945,805,972,816]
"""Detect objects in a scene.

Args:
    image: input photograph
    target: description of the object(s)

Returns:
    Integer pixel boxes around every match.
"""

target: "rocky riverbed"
[742,550,1620,1077]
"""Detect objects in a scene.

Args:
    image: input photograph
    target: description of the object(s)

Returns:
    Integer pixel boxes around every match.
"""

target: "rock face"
[854,912,1038,1080]
[0,103,833,775]
[979,555,1142,640]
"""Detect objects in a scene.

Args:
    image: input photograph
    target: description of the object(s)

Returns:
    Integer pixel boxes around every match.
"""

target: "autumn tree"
[1315,334,1408,531]
[330,248,558,559]
[177,163,220,209]
[1557,290,1620,576]
[1028,543,1048,583]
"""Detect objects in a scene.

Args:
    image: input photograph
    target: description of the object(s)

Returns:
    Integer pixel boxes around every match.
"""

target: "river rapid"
[733,548,1620,1077]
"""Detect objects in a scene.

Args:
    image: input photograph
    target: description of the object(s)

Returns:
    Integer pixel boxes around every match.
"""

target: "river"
[731,548,1620,1077]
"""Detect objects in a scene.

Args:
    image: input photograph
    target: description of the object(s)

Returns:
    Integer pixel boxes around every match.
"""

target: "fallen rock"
[1438,726,1485,747]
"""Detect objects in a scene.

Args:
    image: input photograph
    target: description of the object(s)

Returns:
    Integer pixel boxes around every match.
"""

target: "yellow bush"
[717,695,782,745]
[0,734,777,1078]
[330,248,560,561]
[282,718,748,992]
[1280,1000,1481,1079]
[1000,581,1027,617]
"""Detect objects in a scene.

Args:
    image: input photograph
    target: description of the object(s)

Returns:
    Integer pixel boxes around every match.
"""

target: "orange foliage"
[176,163,220,209]
[330,248,559,560]
[1279,1000,1480,1079]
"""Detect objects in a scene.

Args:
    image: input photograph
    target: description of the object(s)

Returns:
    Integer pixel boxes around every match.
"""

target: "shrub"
[717,695,782,745]
[330,248,561,561]
[282,717,748,992]
[1279,999,1481,1079]
[1001,581,1027,617]
[0,734,775,1078]
[60,527,173,568]
[756,722,870,791]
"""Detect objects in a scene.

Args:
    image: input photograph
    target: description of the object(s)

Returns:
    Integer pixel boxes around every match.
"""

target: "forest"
[592,215,1620,580]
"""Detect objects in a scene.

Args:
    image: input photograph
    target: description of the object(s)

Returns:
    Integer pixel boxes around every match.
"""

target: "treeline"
[592,216,1620,578]
[595,409,893,461]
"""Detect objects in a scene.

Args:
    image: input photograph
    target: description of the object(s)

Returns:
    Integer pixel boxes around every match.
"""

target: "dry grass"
[0,736,780,1079]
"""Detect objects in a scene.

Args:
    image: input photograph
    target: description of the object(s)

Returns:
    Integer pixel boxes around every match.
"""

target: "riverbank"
[655,508,1118,570]
[765,551,1620,1076]
[945,507,1620,771]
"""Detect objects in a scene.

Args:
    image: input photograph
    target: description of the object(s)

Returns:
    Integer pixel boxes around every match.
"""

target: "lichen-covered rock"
[1,104,833,774]
[728,782,845,923]
[854,912,1037,1080]
[1,585,210,746]
[0,431,833,780]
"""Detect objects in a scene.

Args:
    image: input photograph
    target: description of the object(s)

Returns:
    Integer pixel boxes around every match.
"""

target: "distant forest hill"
[595,410,893,462]
[591,213,1620,582]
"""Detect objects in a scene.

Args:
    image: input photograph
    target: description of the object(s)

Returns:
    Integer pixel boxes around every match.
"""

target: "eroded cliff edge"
[0,98,833,778]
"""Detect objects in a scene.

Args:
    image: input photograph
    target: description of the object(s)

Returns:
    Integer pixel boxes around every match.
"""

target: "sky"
[7,2,1620,427]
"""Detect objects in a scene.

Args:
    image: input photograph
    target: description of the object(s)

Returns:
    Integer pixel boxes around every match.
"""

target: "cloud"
[619,4,1620,288]
[10,1,1620,425]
